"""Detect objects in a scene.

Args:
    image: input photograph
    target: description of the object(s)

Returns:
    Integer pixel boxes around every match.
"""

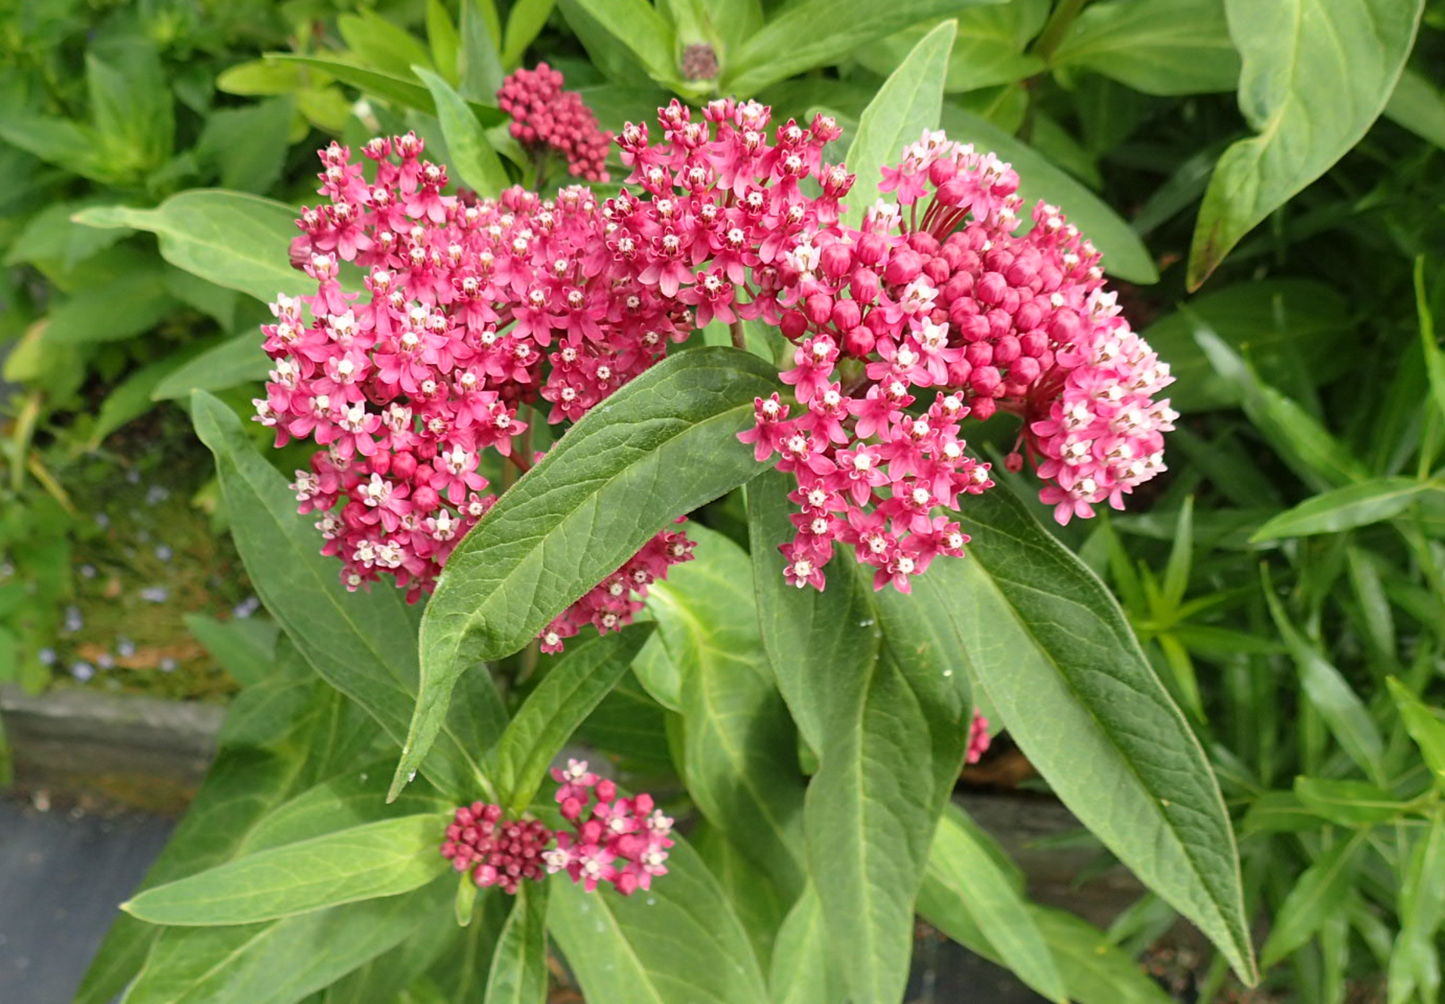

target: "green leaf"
[1415,256,1445,427]
[655,525,806,891]
[1241,791,1323,835]
[502,0,558,68]
[74,191,311,304]
[265,55,504,125]
[1259,833,1365,968]
[856,5,1050,94]
[120,884,450,1004]
[692,825,792,971]
[152,332,271,401]
[1195,330,1366,491]
[1251,478,1442,541]
[428,0,462,82]
[842,20,955,229]
[1389,811,1445,1004]
[722,0,981,97]
[1261,579,1386,784]
[943,484,1256,982]
[459,0,506,100]
[194,98,294,196]
[940,105,1158,284]
[191,391,497,796]
[1186,0,1424,287]
[491,627,655,814]
[413,66,511,197]
[397,347,778,799]
[1292,776,1410,826]
[339,11,434,78]
[925,806,1067,1002]
[238,766,449,856]
[1141,279,1354,412]
[768,882,841,1004]
[87,351,200,447]
[1385,67,1445,150]
[1387,677,1445,792]
[484,883,548,1004]
[124,814,450,925]
[41,267,176,343]
[183,614,279,687]
[547,835,769,1004]
[747,470,879,755]
[1052,0,1240,96]
[567,0,678,87]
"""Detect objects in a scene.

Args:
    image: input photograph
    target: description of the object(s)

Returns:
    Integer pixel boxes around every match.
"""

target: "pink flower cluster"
[497,64,612,183]
[739,130,1175,591]
[966,710,991,765]
[439,761,670,897]
[441,802,553,894]
[258,97,856,644]
[544,759,675,895]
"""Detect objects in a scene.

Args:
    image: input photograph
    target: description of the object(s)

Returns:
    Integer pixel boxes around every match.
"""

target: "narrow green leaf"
[124,815,450,926]
[42,268,176,344]
[459,0,505,100]
[944,484,1257,982]
[1052,0,1240,96]
[398,347,778,799]
[654,525,806,892]
[1389,811,1445,1004]
[855,5,1050,94]
[191,391,497,796]
[1186,0,1424,287]
[153,332,271,401]
[1142,280,1354,412]
[265,54,504,125]
[1387,677,1445,792]
[484,884,548,1004]
[86,352,196,447]
[940,105,1158,284]
[120,884,450,1004]
[1415,256,1445,425]
[925,805,1067,1002]
[413,66,511,197]
[567,0,678,86]
[1241,791,1323,835]
[1385,68,1445,150]
[503,0,558,68]
[339,12,434,78]
[842,20,955,228]
[1292,776,1410,827]
[183,614,279,687]
[1260,834,1365,968]
[768,882,839,1004]
[427,0,462,82]
[238,767,448,856]
[1262,578,1385,784]
[1251,478,1440,541]
[548,835,769,1004]
[1195,330,1366,490]
[74,191,310,304]
[723,0,981,97]
[491,627,654,814]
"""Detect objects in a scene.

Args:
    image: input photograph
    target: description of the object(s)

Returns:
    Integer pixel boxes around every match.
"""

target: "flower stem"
[730,319,746,350]
[1032,0,1090,63]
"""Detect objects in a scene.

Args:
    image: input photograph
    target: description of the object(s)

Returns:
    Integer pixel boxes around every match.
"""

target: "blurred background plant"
[2,0,1444,1000]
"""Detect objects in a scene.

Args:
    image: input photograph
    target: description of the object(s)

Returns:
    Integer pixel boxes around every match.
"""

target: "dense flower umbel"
[440,761,671,897]
[731,130,1176,590]
[259,98,852,642]
[966,711,991,765]
[496,64,612,183]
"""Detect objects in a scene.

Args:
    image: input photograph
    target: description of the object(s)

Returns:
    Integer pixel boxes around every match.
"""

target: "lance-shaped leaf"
[942,484,1257,983]
[768,883,842,1004]
[414,66,511,198]
[842,20,955,228]
[490,626,655,814]
[547,834,768,1004]
[1186,0,1423,287]
[394,347,778,798]
[484,883,549,1004]
[74,191,310,303]
[191,391,499,797]
[1251,478,1442,541]
[124,814,451,926]
[652,524,807,893]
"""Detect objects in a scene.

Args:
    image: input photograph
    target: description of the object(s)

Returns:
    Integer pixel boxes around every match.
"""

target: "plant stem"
[1032,0,1090,63]
[729,319,746,350]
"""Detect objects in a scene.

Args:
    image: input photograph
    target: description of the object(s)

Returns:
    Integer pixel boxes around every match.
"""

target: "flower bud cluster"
[544,759,674,896]
[742,129,1175,591]
[966,710,991,765]
[497,63,612,183]
[441,801,553,894]
[260,97,851,640]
